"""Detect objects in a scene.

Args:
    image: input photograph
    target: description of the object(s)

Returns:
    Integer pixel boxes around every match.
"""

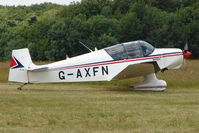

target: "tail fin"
[8,48,33,83]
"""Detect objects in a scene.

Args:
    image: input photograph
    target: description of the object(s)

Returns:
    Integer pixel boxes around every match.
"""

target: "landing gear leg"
[131,73,167,91]
[17,83,27,90]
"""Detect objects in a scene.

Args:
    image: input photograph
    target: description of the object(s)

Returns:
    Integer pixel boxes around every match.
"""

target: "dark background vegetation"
[0,0,199,61]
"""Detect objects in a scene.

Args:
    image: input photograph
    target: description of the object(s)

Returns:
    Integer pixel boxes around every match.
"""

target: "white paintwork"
[8,41,185,91]
[38,49,112,69]
[131,73,167,91]
[150,48,183,70]
[8,48,33,83]
[162,49,183,69]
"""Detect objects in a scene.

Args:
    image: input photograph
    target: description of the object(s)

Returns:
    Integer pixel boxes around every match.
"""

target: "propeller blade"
[184,43,188,52]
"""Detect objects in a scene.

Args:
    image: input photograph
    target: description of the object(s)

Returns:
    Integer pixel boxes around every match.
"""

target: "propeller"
[183,43,191,59]
[184,43,188,52]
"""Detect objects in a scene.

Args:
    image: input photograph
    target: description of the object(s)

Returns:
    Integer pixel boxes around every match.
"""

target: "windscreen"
[105,41,154,60]
[139,41,154,56]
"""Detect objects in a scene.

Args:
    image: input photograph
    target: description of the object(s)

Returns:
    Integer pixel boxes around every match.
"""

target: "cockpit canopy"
[105,41,154,60]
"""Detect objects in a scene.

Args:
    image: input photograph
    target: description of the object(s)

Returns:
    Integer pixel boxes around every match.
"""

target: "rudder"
[8,48,33,83]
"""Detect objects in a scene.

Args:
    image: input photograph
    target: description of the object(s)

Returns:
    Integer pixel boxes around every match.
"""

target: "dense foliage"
[0,0,199,61]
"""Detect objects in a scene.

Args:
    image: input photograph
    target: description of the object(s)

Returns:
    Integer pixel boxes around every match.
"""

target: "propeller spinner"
[183,43,191,59]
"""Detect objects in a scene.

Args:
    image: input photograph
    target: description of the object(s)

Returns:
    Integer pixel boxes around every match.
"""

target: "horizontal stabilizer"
[27,66,49,71]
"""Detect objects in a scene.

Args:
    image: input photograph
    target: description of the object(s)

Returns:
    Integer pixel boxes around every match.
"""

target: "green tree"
[27,18,53,60]
[120,12,143,42]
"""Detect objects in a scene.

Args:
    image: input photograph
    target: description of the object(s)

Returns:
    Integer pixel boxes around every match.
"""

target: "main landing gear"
[130,73,167,92]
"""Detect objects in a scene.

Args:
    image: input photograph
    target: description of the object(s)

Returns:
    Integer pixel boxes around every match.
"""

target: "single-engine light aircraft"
[8,40,191,91]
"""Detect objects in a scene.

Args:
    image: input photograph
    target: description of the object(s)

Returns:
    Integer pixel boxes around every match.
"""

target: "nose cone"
[183,51,191,59]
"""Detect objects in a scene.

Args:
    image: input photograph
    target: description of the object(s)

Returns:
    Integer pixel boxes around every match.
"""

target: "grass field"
[0,61,199,133]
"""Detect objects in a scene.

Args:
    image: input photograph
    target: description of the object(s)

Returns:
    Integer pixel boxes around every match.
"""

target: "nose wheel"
[131,73,167,91]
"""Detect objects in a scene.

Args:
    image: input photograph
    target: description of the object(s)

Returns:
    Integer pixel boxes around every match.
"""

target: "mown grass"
[0,84,199,133]
[0,62,9,83]
[0,60,199,133]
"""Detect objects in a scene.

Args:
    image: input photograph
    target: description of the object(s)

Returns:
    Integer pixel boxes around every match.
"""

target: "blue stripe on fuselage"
[48,52,182,71]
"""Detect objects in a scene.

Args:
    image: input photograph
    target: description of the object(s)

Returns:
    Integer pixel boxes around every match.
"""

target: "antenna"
[79,41,93,52]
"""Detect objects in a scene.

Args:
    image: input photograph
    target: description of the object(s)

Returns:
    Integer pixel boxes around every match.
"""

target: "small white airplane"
[8,40,191,91]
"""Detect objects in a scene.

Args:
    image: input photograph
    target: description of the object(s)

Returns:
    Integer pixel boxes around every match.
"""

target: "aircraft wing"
[113,62,156,80]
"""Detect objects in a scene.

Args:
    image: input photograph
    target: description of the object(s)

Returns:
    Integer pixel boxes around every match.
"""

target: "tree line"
[0,0,199,61]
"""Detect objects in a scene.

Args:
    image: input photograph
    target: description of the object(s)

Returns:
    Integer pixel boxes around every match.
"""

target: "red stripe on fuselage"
[48,53,183,71]
[131,85,167,89]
